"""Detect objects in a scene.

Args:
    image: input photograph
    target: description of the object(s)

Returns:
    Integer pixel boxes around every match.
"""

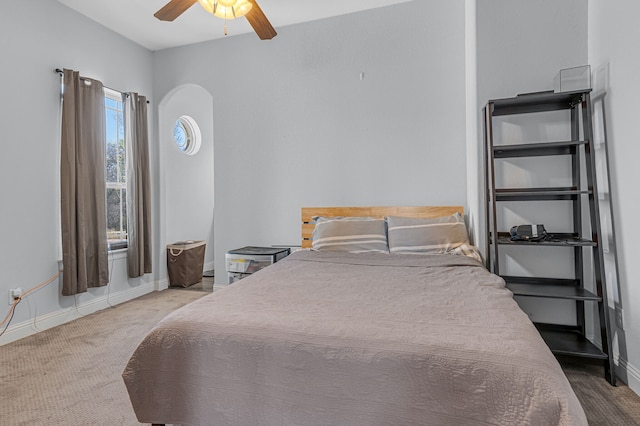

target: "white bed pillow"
[312,217,389,253]
[387,213,470,254]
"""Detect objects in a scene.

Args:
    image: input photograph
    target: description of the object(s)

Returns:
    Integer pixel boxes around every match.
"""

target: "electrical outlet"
[8,288,23,305]
[615,305,624,331]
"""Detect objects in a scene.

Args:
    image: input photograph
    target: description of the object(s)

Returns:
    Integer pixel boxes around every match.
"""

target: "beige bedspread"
[123,250,587,425]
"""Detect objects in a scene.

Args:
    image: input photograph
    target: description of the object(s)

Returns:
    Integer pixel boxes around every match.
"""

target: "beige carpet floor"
[1,282,211,426]
[1,278,639,426]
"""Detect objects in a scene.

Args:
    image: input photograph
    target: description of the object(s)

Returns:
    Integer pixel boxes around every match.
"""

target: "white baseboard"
[155,277,169,291]
[0,281,157,346]
[213,283,228,292]
[586,331,639,395]
[615,353,640,395]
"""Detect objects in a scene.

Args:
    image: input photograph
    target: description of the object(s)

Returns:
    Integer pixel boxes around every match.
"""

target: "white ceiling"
[57,0,415,51]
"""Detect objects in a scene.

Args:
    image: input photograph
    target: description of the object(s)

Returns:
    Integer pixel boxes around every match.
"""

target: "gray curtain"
[125,93,152,278]
[60,69,109,296]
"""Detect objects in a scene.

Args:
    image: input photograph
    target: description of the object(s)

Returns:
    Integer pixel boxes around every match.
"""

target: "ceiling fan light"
[233,0,253,17]
[197,0,215,14]
[212,5,233,19]
[211,0,252,19]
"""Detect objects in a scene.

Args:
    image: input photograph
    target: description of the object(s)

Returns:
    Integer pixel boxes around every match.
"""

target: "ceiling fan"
[154,0,277,40]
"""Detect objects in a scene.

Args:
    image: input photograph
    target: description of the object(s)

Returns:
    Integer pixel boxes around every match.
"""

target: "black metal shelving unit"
[483,89,616,385]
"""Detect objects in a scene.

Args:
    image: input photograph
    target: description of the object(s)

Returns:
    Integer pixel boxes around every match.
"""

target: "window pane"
[105,95,127,245]
[122,188,127,235]
[106,140,118,182]
[174,120,189,152]
[106,188,121,241]
[106,106,118,183]
[118,110,127,183]
[105,97,118,110]
[118,108,125,142]
[106,108,118,147]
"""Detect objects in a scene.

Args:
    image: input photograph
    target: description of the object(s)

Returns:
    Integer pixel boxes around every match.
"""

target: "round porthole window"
[173,115,201,155]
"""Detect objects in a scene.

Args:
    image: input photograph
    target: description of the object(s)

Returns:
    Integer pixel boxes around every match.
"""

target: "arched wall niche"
[158,84,215,281]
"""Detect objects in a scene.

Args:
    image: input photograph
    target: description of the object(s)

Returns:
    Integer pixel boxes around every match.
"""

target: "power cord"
[0,271,61,337]
[3,254,121,336]
[73,253,118,316]
[0,300,18,337]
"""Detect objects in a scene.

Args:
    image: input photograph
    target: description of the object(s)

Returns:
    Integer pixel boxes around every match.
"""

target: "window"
[174,119,190,152]
[105,89,127,250]
[173,115,202,155]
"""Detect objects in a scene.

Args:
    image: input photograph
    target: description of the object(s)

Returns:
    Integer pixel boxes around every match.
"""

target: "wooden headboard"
[301,206,464,249]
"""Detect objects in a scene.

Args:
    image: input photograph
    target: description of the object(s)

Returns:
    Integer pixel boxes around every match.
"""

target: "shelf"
[484,89,616,385]
[495,232,596,246]
[535,325,607,360]
[504,276,600,301]
[489,90,591,116]
[493,140,587,158]
[494,187,591,201]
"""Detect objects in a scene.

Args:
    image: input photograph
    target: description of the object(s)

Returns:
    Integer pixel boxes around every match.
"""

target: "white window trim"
[175,115,202,155]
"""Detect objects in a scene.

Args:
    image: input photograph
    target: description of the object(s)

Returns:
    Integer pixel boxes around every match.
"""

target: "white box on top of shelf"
[554,65,591,93]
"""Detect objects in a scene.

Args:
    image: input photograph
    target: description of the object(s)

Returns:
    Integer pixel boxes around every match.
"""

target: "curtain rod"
[55,69,150,104]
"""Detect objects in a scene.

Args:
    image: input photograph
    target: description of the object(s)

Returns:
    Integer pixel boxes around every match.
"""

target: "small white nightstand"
[225,246,290,284]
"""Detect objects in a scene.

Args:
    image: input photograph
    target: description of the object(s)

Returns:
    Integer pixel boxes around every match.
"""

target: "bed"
[123,206,587,425]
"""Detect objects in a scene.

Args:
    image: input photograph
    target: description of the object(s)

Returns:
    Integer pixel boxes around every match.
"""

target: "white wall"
[158,85,215,282]
[154,0,469,280]
[0,0,155,344]
[465,0,478,246]
[476,0,589,325]
[588,0,640,393]
[475,0,589,249]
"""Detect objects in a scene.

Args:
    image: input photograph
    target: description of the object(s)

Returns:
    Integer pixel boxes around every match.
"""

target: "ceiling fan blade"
[245,0,277,40]
[154,0,198,21]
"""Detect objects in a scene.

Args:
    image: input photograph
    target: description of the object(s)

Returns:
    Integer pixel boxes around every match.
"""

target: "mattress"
[123,250,587,425]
